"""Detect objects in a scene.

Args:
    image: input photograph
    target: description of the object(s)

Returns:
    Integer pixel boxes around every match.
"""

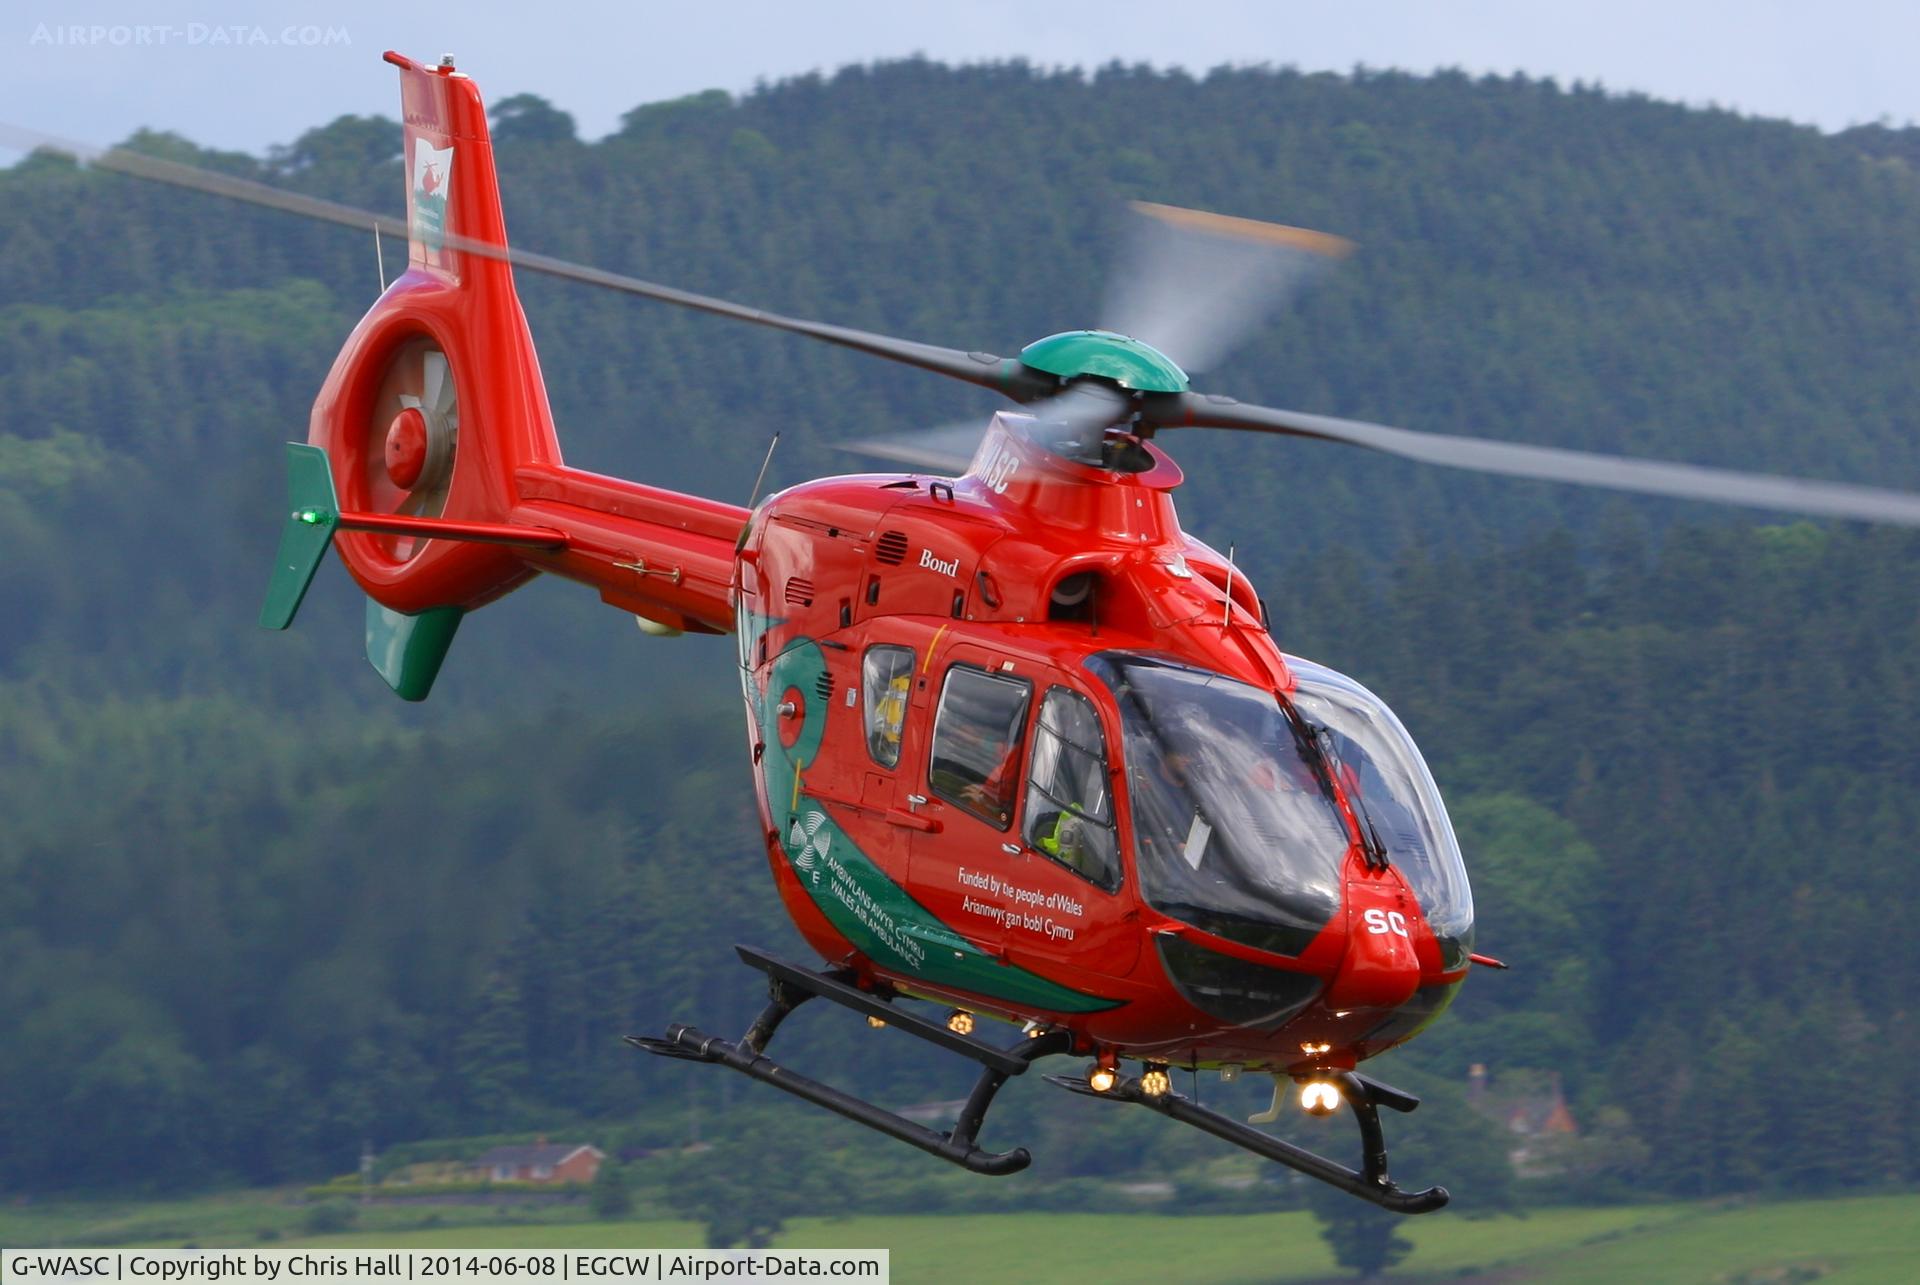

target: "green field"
[4,1193,1916,1283]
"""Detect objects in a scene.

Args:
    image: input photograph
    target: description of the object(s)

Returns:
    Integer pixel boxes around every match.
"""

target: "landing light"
[1089,1064,1119,1093]
[1299,1080,1342,1116]
[946,1009,975,1036]
[1140,1068,1172,1097]
[866,1016,887,1030]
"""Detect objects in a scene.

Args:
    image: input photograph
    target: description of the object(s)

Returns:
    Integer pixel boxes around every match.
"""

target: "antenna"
[374,223,386,292]
[747,432,781,509]
[1222,543,1237,630]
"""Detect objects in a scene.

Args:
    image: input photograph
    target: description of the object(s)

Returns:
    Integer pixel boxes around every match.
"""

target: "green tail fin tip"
[259,443,340,630]
[365,601,464,702]
[260,442,463,701]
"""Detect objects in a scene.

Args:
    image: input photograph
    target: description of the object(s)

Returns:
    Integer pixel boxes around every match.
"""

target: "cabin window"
[862,645,914,767]
[928,666,1032,829]
[1023,687,1121,890]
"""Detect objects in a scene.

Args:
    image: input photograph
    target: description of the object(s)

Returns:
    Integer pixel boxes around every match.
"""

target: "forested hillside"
[1,60,1917,1198]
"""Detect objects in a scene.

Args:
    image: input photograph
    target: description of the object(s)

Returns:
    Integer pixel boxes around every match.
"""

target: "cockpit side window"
[1023,687,1121,891]
[861,645,914,768]
[928,666,1032,829]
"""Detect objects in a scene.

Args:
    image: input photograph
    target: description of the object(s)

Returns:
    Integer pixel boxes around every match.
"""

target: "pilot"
[1129,738,1202,866]
[1032,803,1115,886]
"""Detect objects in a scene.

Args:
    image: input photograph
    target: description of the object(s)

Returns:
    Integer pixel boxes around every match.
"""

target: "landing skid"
[628,946,1070,1175]
[1046,1068,1450,1214]
[633,945,1448,1212]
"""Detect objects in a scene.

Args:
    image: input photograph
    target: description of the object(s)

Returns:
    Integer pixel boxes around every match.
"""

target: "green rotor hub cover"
[1017,329,1189,393]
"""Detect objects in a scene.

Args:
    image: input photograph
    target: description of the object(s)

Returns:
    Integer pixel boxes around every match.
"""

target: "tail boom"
[268,51,746,695]
[510,465,746,635]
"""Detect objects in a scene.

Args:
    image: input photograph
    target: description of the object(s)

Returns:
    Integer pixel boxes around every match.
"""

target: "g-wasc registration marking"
[976,438,1020,494]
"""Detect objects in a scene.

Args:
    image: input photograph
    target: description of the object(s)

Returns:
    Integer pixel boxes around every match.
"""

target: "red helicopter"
[29,52,1920,1213]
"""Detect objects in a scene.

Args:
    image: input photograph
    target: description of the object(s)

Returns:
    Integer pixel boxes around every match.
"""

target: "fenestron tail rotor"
[13,117,1920,528]
[368,341,460,555]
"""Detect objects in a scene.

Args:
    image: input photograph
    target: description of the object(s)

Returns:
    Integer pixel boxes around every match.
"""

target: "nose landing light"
[1300,1080,1342,1115]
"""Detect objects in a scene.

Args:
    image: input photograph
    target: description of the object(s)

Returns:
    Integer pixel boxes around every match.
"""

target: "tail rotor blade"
[423,351,452,418]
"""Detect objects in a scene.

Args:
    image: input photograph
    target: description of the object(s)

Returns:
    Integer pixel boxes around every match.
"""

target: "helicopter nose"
[1323,880,1422,1011]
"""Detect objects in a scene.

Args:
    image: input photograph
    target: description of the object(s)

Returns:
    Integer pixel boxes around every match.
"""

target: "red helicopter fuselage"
[283,51,1474,1094]
[735,412,1474,1078]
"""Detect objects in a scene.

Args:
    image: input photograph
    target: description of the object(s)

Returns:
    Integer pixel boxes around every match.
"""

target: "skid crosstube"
[1046,1068,1450,1214]
[628,946,1070,1176]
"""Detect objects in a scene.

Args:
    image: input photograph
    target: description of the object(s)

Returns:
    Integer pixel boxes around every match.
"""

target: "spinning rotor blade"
[1153,394,1920,527]
[837,423,986,473]
[16,124,1920,527]
[842,203,1355,471]
[1101,202,1352,373]
[838,382,1131,472]
[0,123,1055,404]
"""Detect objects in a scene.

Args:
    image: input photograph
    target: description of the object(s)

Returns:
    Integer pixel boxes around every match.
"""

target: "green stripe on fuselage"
[747,629,1119,1014]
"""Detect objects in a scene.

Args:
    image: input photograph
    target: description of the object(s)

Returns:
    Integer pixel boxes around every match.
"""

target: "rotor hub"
[383,406,431,489]
[1017,330,1189,393]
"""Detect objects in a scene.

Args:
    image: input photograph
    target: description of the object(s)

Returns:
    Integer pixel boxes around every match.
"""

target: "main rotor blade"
[836,422,986,473]
[1100,202,1352,373]
[0,124,1053,403]
[1156,394,1920,527]
[837,382,1131,473]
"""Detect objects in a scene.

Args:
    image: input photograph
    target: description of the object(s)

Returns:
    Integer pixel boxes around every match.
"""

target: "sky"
[4,1,1920,156]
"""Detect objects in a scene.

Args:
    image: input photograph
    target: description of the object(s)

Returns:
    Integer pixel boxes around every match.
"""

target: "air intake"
[785,578,815,608]
[875,531,910,565]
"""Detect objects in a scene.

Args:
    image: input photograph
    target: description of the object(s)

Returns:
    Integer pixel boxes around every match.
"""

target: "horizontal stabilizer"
[260,442,570,632]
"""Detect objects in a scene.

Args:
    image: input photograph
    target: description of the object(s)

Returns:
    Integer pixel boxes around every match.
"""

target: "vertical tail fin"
[285,52,564,697]
[269,53,746,699]
[388,51,510,285]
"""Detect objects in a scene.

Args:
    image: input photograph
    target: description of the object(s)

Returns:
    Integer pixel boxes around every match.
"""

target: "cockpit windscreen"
[1089,654,1348,957]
